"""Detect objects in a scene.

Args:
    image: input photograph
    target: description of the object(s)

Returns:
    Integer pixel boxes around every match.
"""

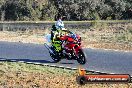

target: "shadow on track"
[60,62,74,64]
[0,58,55,63]
[0,58,74,65]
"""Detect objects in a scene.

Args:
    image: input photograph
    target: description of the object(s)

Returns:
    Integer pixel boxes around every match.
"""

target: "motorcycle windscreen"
[45,34,51,45]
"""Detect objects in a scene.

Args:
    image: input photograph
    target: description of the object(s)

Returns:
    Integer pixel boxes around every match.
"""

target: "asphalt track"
[0,41,132,75]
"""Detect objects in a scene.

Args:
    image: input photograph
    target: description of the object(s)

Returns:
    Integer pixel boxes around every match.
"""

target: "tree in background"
[41,0,58,21]
[0,0,131,21]
[0,0,30,21]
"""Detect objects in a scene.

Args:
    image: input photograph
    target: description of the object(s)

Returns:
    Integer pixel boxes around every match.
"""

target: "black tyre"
[50,53,61,62]
[77,49,86,65]
[76,76,87,85]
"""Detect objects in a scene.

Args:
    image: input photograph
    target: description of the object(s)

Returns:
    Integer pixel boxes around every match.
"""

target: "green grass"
[0,61,76,76]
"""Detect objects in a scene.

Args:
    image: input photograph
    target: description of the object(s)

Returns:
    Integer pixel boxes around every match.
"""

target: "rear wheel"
[50,53,61,62]
[77,49,86,65]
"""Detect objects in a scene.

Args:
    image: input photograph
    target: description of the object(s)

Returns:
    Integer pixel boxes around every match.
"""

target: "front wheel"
[77,49,86,65]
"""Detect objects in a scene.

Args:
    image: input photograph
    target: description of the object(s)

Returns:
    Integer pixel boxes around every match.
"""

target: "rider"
[51,14,77,52]
[50,14,67,52]
[51,14,67,42]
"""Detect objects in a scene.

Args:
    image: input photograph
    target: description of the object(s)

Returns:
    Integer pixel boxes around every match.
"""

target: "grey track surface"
[0,41,132,75]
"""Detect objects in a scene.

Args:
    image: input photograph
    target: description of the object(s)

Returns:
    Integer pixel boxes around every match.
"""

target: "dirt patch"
[0,31,46,44]
[84,41,132,51]
[0,61,131,88]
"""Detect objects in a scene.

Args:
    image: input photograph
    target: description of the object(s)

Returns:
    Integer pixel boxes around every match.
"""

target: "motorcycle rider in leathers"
[51,14,77,53]
[51,14,67,52]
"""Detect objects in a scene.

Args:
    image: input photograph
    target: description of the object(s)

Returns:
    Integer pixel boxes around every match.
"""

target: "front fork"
[73,45,81,58]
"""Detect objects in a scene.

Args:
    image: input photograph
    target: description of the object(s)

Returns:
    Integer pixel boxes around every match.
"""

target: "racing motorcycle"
[44,30,86,65]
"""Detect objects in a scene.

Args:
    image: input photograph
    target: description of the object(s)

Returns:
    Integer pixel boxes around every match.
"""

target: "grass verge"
[0,61,132,88]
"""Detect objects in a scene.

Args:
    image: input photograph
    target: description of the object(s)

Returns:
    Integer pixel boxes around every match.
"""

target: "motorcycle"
[44,30,86,65]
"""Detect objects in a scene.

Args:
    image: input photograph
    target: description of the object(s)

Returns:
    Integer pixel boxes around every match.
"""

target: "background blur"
[0,0,132,21]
